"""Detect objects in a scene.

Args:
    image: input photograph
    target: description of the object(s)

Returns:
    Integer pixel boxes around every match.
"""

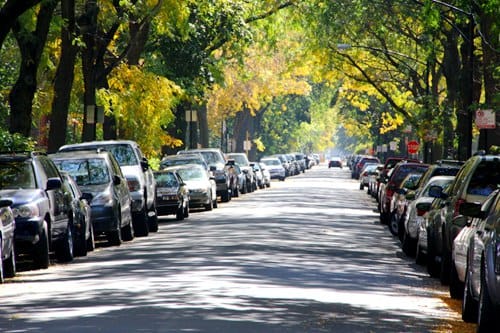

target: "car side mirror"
[81,192,93,203]
[141,158,150,171]
[113,175,122,186]
[46,177,62,191]
[0,199,13,208]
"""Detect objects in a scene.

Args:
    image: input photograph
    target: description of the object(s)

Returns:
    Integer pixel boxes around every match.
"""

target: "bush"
[0,129,36,151]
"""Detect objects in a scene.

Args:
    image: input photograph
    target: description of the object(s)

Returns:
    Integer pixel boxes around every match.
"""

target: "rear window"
[0,161,36,189]
[467,160,500,196]
[55,158,110,186]
[391,165,429,185]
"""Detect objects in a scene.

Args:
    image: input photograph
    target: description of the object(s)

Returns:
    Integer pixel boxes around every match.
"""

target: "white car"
[260,157,285,181]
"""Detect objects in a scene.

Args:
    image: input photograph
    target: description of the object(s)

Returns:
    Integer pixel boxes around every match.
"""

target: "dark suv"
[0,152,73,268]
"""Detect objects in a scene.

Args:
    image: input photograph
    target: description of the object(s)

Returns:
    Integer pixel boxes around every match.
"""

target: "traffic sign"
[407,140,419,154]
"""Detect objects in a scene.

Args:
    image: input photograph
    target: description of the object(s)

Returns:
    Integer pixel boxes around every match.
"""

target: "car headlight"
[92,190,114,206]
[12,202,40,219]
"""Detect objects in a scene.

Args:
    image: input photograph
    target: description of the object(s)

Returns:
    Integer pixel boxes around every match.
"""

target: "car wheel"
[121,213,134,242]
[440,248,451,285]
[87,221,95,252]
[427,232,439,277]
[462,264,478,322]
[183,202,189,218]
[402,232,416,257]
[33,221,50,269]
[221,190,230,203]
[176,205,185,221]
[3,241,16,279]
[74,218,88,257]
[213,197,218,209]
[0,240,4,283]
[148,201,159,232]
[133,207,149,237]
[449,259,464,299]
[56,222,74,263]
[108,213,123,246]
[359,183,364,190]
[388,212,399,236]
[233,186,239,198]
[477,263,497,332]
[415,238,426,265]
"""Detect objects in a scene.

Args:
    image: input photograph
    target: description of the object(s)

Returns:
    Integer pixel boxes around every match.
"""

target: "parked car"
[270,154,291,176]
[259,162,271,188]
[59,171,94,257]
[51,150,134,245]
[426,154,500,285]
[226,153,257,192]
[402,175,456,258]
[352,156,380,179]
[328,157,343,168]
[461,189,500,331]
[260,157,286,181]
[160,153,208,171]
[0,199,15,283]
[250,162,265,189]
[379,161,429,226]
[225,162,242,197]
[153,170,189,220]
[178,148,230,202]
[367,164,383,197]
[59,140,157,236]
[293,153,307,173]
[376,157,421,204]
[389,172,425,237]
[164,164,217,211]
[0,152,73,268]
[359,163,379,190]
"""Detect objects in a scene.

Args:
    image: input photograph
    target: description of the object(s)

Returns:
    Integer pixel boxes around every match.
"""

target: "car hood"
[0,189,45,206]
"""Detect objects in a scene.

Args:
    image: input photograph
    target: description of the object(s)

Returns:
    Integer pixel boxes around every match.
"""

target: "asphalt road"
[0,164,469,332]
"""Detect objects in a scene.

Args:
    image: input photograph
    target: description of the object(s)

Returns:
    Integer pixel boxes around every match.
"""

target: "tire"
[108,214,122,246]
[213,197,218,209]
[121,217,134,242]
[427,232,439,278]
[440,249,451,285]
[359,183,364,190]
[388,212,399,236]
[0,240,4,283]
[233,186,239,198]
[462,264,478,322]
[148,214,159,233]
[221,190,230,202]
[415,238,426,265]
[56,222,74,263]
[183,204,189,218]
[87,221,95,252]
[133,208,149,237]
[402,232,416,257]
[204,196,213,211]
[33,221,50,269]
[477,264,497,332]
[3,242,16,279]
[449,260,464,299]
[176,206,185,221]
[74,219,88,257]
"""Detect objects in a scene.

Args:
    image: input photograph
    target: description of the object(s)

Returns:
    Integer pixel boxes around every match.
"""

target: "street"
[0,164,472,332]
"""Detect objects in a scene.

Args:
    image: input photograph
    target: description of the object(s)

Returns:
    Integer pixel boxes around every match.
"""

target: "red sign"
[407,140,420,154]
[476,109,496,129]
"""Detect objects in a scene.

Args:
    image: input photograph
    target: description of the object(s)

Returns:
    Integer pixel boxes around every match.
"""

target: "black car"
[51,150,134,246]
[153,170,189,220]
[0,199,15,283]
[0,152,73,268]
[60,172,94,256]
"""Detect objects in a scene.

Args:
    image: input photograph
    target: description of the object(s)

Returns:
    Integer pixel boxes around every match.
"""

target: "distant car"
[260,157,286,181]
[225,162,242,197]
[59,140,157,237]
[227,153,256,192]
[51,150,134,246]
[0,199,15,283]
[461,189,500,331]
[153,170,189,220]
[178,148,230,202]
[250,162,265,189]
[165,164,217,211]
[60,172,94,257]
[359,163,379,190]
[352,156,380,179]
[328,157,343,168]
[0,152,73,269]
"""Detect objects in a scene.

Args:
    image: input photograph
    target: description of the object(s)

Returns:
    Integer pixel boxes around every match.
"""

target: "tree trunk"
[0,0,41,50]
[47,0,77,153]
[477,7,500,152]
[198,104,209,148]
[8,1,58,137]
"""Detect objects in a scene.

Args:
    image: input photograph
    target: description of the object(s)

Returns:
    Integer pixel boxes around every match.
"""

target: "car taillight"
[454,198,466,218]
[415,202,431,216]
[362,171,367,177]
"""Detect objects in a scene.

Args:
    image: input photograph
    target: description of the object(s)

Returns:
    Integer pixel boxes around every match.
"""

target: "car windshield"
[262,159,280,166]
[176,168,206,181]
[0,161,36,189]
[154,172,179,188]
[421,178,454,197]
[105,144,138,166]
[55,159,110,186]
[229,154,248,166]
[198,152,221,165]
[392,165,428,185]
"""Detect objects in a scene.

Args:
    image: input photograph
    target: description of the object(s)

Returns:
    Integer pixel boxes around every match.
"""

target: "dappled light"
[0,165,468,332]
